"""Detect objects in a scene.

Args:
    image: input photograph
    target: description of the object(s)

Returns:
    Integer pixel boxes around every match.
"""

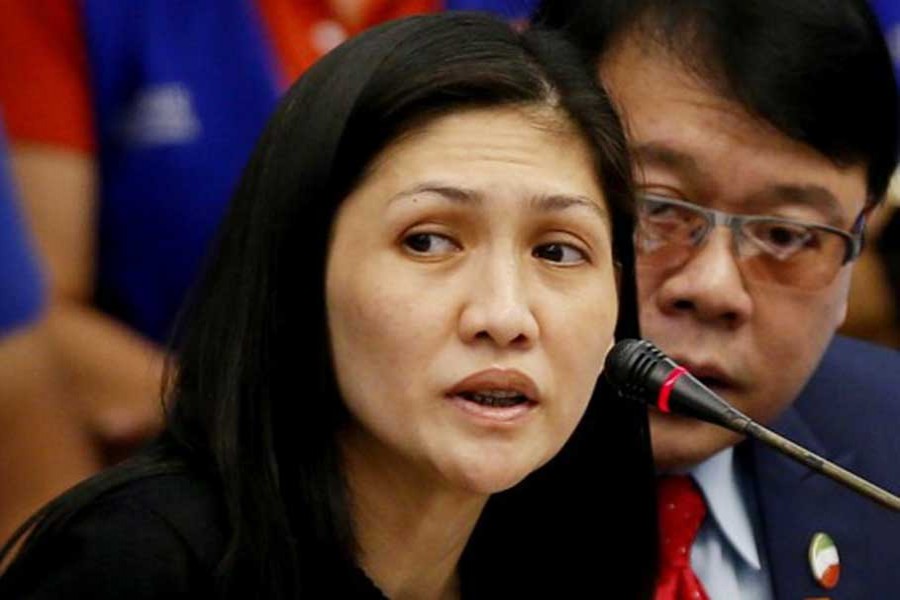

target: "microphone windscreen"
[604,338,670,403]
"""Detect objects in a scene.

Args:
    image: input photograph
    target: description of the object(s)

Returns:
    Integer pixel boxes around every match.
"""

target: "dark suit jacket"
[747,335,900,599]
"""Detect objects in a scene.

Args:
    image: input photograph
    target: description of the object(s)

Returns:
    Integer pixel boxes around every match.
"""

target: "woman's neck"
[341,432,487,599]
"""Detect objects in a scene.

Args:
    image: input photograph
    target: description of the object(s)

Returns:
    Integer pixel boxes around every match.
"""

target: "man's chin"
[649,411,745,472]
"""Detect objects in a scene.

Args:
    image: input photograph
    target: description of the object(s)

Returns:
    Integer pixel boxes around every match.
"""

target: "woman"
[0,12,655,599]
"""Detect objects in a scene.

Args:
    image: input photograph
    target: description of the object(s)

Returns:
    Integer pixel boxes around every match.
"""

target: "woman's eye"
[533,243,586,264]
[402,232,459,255]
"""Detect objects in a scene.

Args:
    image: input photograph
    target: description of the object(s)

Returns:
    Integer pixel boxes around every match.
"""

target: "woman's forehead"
[359,106,602,195]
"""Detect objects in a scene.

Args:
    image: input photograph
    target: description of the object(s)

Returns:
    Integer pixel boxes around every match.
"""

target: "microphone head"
[603,338,673,405]
[604,338,751,432]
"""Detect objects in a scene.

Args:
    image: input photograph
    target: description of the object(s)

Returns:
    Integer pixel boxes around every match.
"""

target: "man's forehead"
[599,40,868,223]
[631,140,865,225]
[599,33,743,142]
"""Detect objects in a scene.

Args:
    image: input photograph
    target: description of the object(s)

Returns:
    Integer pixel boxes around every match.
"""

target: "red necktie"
[655,475,710,600]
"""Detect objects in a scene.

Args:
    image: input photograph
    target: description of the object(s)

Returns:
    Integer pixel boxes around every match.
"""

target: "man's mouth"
[671,360,739,392]
[696,375,731,390]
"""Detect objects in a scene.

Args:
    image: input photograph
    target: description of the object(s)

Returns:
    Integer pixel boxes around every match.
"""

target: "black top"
[0,471,385,599]
[0,441,657,599]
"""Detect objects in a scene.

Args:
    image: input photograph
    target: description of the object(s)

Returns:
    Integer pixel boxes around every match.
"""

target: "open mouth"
[457,390,530,408]
[446,368,540,422]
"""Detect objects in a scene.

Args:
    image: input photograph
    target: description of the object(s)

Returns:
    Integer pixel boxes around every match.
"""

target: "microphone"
[605,338,900,513]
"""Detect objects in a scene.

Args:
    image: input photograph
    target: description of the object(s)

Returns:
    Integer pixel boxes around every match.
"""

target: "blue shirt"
[83,0,281,344]
[874,0,900,85]
[83,0,541,345]
[447,0,537,20]
[690,448,774,600]
[0,130,45,335]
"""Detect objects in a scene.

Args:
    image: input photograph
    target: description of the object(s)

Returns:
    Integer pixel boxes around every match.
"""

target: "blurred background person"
[0,0,482,467]
[0,127,95,547]
[840,0,900,347]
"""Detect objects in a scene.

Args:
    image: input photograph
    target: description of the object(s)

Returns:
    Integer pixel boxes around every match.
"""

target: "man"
[536,1,900,598]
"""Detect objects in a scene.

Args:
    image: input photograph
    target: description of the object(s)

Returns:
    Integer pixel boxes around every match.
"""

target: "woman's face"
[326,106,618,497]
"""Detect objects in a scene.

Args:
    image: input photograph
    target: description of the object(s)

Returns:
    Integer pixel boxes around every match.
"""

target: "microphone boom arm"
[744,421,900,512]
[606,338,900,513]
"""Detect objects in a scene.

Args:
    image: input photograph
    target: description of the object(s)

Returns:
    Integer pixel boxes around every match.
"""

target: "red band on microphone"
[658,366,688,413]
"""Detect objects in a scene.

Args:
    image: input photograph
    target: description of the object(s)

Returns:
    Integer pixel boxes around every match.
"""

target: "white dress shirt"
[689,448,774,600]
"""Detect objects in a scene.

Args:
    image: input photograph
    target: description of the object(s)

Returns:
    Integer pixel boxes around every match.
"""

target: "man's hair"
[535,0,900,202]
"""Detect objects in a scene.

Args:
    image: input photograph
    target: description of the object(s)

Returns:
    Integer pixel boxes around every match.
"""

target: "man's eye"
[533,243,586,264]
[764,224,811,246]
[750,222,817,258]
[402,232,459,255]
[646,203,680,219]
[640,197,701,225]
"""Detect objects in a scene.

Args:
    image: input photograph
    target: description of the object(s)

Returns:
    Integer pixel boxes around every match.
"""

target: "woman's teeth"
[459,390,526,407]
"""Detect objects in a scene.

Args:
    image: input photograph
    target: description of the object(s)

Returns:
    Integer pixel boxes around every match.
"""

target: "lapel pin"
[808,532,840,589]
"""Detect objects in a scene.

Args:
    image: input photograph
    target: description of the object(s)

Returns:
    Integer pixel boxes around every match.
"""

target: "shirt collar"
[690,447,762,570]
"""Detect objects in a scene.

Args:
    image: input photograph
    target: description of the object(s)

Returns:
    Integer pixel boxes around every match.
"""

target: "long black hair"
[1,12,655,598]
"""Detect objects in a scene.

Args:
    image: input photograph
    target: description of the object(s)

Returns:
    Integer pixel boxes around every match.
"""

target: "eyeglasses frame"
[634,193,866,267]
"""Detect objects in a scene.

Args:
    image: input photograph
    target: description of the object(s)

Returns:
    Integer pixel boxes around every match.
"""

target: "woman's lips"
[447,396,536,423]
[445,368,540,424]
[447,368,540,401]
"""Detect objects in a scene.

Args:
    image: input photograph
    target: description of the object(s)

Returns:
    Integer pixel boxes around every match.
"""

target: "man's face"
[600,37,868,470]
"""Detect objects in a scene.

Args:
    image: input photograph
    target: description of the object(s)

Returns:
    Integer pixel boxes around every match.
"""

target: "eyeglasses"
[634,194,865,290]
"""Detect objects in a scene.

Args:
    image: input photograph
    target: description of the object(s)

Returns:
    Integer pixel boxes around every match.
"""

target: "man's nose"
[650,228,754,328]
[457,252,539,348]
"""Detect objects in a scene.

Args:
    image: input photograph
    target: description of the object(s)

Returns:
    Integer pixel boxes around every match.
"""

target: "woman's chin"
[437,455,542,497]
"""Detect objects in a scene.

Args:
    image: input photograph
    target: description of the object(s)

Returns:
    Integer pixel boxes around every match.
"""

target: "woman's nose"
[457,252,539,349]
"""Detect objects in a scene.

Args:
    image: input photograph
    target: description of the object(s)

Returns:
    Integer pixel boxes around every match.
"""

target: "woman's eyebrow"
[388,184,606,219]
[529,193,608,220]
[388,183,483,207]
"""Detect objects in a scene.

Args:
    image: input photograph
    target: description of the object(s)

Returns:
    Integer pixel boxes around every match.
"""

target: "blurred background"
[840,0,900,347]
[0,0,895,548]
